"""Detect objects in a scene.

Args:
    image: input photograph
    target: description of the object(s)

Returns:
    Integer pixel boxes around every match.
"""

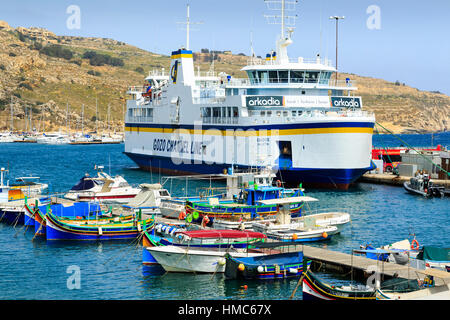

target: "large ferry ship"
[124,1,375,189]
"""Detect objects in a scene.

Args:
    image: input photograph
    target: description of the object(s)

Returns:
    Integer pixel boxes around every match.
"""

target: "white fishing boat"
[147,245,265,273]
[253,197,340,242]
[64,165,140,204]
[124,1,375,190]
[122,183,171,215]
[145,229,267,273]
[376,269,450,300]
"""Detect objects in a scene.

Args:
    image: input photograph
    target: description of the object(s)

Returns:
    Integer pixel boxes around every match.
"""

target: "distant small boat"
[403,174,446,198]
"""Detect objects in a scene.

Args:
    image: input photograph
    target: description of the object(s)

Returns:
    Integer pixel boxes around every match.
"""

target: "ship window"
[290,70,304,83]
[267,111,272,117]
[258,71,269,84]
[227,107,232,117]
[260,111,266,117]
[233,107,239,117]
[276,111,281,116]
[269,71,278,83]
[278,70,289,83]
[283,111,288,117]
[292,111,297,116]
[305,71,319,83]
[213,107,220,118]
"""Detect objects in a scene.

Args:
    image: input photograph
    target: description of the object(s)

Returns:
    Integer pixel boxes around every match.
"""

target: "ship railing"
[202,117,239,125]
[127,85,148,93]
[125,116,153,123]
[192,97,227,105]
[247,57,334,66]
[226,78,356,87]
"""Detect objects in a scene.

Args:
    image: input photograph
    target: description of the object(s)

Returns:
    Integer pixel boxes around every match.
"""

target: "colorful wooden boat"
[145,229,267,273]
[185,186,305,222]
[302,269,376,300]
[224,249,311,280]
[30,201,106,236]
[43,210,151,241]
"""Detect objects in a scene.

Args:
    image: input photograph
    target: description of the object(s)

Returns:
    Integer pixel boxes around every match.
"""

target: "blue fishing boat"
[31,201,105,236]
[186,185,304,223]
[225,248,310,280]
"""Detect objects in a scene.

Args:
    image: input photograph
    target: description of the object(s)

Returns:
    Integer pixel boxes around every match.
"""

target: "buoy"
[292,233,298,240]
[411,239,420,250]
[238,263,245,271]
[288,268,298,274]
[242,285,248,290]
[218,258,226,266]
[322,232,328,239]
[257,266,264,273]
[193,211,199,220]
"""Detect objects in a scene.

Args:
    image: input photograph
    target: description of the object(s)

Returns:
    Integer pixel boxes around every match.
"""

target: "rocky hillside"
[0,20,448,134]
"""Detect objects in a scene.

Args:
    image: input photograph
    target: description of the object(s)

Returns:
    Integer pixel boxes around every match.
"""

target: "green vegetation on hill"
[0,21,449,134]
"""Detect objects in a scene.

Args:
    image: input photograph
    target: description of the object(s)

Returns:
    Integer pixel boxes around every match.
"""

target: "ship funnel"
[169,49,195,87]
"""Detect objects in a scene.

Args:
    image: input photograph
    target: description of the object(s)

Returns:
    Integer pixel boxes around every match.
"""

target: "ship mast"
[264,0,298,64]
[177,3,203,50]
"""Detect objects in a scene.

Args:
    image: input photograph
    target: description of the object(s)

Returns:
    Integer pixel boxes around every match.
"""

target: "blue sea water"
[0,131,449,300]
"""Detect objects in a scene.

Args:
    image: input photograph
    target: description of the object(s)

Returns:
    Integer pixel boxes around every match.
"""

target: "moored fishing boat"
[144,229,267,272]
[376,269,450,300]
[63,165,140,203]
[30,200,107,236]
[253,197,339,242]
[122,183,171,216]
[45,210,153,241]
[186,186,304,223]
[302,269,376,300]
[224,246,311,280]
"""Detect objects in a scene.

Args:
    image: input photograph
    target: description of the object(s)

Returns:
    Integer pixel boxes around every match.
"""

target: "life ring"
[411,239,419,250]
[202,215,210,228]
[276,180,282,187]
[178,211,186,220]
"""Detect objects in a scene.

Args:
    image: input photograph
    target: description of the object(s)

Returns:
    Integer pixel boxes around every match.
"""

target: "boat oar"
[289,265,310,300]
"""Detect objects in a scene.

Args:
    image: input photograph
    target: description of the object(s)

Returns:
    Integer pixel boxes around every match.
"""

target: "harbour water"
[0,131,449,300]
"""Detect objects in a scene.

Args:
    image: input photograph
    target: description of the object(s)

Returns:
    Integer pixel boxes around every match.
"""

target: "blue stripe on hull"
[142,248,159,265]
[124,152,373,189]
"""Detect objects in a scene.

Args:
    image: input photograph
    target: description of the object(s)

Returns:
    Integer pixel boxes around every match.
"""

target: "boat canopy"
[257,196,318,205]
[417,246,450,262]
[175,229,267,239]
[70,177,97,191]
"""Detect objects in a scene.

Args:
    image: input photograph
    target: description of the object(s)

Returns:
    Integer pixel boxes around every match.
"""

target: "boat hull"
[124,152,373,190]
[147,246,262,273]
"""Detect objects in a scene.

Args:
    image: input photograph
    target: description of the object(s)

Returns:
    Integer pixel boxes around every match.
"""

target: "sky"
[1,0,450,95]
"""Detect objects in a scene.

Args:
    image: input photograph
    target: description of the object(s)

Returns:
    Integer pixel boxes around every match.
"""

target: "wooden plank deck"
[302,245,449,285]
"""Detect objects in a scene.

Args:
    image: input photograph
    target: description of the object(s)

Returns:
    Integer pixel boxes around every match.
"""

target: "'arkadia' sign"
[330,96,362,108]
[246,96,284,107]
